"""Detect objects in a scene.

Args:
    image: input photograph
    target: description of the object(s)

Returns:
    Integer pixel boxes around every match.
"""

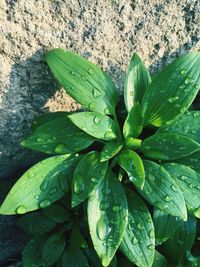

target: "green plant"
[0,49,200,267]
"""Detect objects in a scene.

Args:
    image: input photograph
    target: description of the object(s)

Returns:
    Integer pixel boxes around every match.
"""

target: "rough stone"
[0,0,199,178]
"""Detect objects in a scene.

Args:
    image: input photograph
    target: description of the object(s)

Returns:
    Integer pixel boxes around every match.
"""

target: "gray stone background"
[0,0,199,265]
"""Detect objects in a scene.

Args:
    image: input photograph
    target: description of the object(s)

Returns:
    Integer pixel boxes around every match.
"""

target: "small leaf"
[124,53,151,111]
[120,189,155,267]
[123,102,143,139]
[175,151,200,173]
[162,163,200,218]
[157,111,200,143]
[68,112,118,141]
[42,231,65,266]
[153,208,182,245]
[22,236,47,267]
[142,133,200,160]
[18,211,56,235]
[161,214,197,265]
[100,141,123,162]
[21,117,94,155]
[87,170,128,267]
[152,251,167,267]
[57,248,89,267]
[141,52,200,127]
[45,48,118,115]
[42,204,70,223]
[0,155,79,214]
[140,160,187,220]
[72,151,108,207]
[118,150,145,189]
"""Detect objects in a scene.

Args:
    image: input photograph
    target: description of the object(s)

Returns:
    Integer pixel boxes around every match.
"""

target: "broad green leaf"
[100,141,123,162]
[68,112,118,141]
[87,171,128,267]
[22,236,47,267]
[152,251,167,267]
[120,189,155,267]
[141,133,200,160]
[42,231,65,266]
[70,227,88,249]
[118,150,145,189]
[72,151,108,207]
[45,48,118,115]
[57,248,89,267]
[32,112,70,130]
[124,53,151,111]
[18,211,56,235]
[140,160,187,220]
[0,155,79,214]
[123,102,143,139]
[141,52,200,127]
[42,204,70,223]
[153,208,182,245]
[175,151,200,173]
[161,214,197,265]
[158,111,200,143]
[21,117,94,155]
[162,163,200,218]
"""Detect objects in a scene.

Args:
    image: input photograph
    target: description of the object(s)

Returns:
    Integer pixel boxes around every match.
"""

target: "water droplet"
[181,175,187,181]
[39,199,51,208]
[137,222,144,230]
[149,229,154,238]
[94,116,101,124]
[112,205,121,212]
[185,77,191,85]
[34,195,39,200]
[147,244,154,250]
[91,177,98,183]
[180,69,186,75]
[73,175,84,195]
[82,127,87,131]
[104,107,109,114]
[93,88,101,98]
[99,201,109,210]
[37,137,43,142]
[16,205,26,214]
[40,180,49,191]
[132,237,138,245]
[171,185,178,192]
[89,102,96,110]
[55,144,68,154]
[189,183,194,189]
[130,91,134,96]
[70,86,75,90]
[81,75,88,81]
[97,215,111,241]
[168,96,179,103]
[88,68,94,75]
[49,187,57,194]
[104,131,116,140]
[165,195,172,202]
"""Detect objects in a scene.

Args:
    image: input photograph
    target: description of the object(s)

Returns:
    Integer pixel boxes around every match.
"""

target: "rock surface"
[0,0,200,178]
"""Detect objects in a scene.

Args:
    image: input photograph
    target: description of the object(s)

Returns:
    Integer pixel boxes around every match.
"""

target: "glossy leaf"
[71,151,108,207]
[21,117,94,155]
[22,236,47,267]
[68,112,118,141]
[123,102,143,139]
[18,211,56,235]
[140,160,187,220]
[161,214,197,265]
[32,112,70,130]
[45,48,118,115]
[141,133,200,160]
[142,52,200,127]
[162,163,200,218]
[0,155,79,214]
[100,141,123,162]
[175,151,200,173]
[152,251,167,267]
[153,208,182,244]
[57,248,89,267]
[118,150,145,189]
[42,204,70,223]
[158,111,200,143]
[42,231,65,266]
[124,53,151,111]
[87,171,128,266]
[120,189,155,267]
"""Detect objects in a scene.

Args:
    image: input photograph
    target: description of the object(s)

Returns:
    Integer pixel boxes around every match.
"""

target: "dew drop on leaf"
[97,215,111,241]
[104,107,109,114]
[168,96,179,103]
[112,205,121,212]
[147,244,154,250]
[70,71,75,75]
[88,68,94,75]
[185,77,191,85]
[39,199,51,208]
[132,237,138,245]
[88,102,96,110]
[93,88,101,98]
[73,175,84,195]
[137,222,144,230]
[180,69,186,75]
[94,116,101,124]
[49,187,57,195]
[171,185,178,192]
[164,195,172,202]
[40,180,49,191]
[16,205,26,214]
[54,143,68,154]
